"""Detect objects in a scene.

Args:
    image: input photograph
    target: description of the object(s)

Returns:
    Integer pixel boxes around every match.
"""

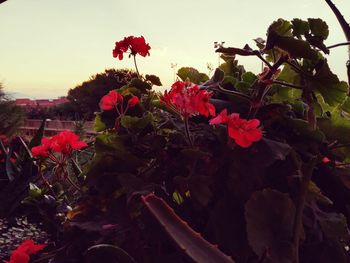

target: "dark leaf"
[142,193,236,263]
[245,189,295,263]
[308,18,329,40]
[291,18,310,37]
[145,74,162,86]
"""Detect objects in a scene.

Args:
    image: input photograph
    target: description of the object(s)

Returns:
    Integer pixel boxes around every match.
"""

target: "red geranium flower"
[4,239,46,263]
[31,138,53,157]
[31,131,87,157]
[50,130,88,154]
[100,90,123,111]
[130,36,151,57]
[113,36,150,60]
[127,95,140,107]
[161,81,216,119]
[210,110,263,148]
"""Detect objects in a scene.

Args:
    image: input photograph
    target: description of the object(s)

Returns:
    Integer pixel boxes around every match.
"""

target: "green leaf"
[235,81,251,92]
[266,30,318,60]
[241,72,257,85]
[29,183,42,198]
[145,74,162,86]
[28,119,46,149]
[271,64,302,101]
[278,64,301,84]
[318,113,350,144]
[268,19,293,36]
[284,118,326,143]
[245,189,295,263]
[120,112,153,130]
[219,59,245,78]
[291,18,310,37]
[215,45,254,56]
[94,113,106,132]
[118,85,142,97]
[341,97,350,115]
[310,60,348,106]
[128,78,152,92]
[95,133,127,155]
[308,18,329,40]
[177,67,209,84]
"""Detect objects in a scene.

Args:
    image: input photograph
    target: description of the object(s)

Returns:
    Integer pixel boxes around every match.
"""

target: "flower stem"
[184,118,193,147]
[38,164,57,199]
[66,173,82,193]
[327,41,350,49]
[133,55,140,78]
[292,154,318,263]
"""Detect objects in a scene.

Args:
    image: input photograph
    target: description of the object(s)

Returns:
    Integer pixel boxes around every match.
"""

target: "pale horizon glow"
[0,0,349,99]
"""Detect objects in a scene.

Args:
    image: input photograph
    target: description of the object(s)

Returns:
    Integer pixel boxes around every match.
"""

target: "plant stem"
[329,142,350,149]
[133,55,140,78]
[255,52,273,70]
[249,55,288,118]
[272,80,304,90]
[292,155,318,263]
[66,173,82,193]
[216,85,252,102]
[38,165,57,199]
[327,41,350,49]
[184,118,193,147]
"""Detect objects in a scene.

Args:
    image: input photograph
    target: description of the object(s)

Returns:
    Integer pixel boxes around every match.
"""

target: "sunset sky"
[0,0,349,99]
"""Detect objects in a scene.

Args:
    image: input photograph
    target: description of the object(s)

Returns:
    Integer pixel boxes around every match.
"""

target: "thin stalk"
[66,173,82,193]
[292,155,318,263]
[133,55,140,78]
[272,80,304,90]
[255,52,273,70]
[329,142,350,150]
[327,41,350,49]
[217,85,252,102]
[38,165,57,199]
[184,118,193,147]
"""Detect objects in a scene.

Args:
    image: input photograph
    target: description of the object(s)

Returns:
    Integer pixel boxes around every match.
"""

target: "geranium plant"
[3,18,350,263]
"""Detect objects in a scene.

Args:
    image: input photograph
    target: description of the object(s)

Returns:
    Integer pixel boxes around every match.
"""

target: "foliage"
[67,69,137,119]
[3,18,350,263]
[0,83,25,137]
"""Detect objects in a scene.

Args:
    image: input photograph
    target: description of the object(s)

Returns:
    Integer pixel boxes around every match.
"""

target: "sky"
[0,0,349,99]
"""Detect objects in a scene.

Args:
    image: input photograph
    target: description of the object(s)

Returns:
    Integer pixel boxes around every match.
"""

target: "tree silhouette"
[67,68,137,120]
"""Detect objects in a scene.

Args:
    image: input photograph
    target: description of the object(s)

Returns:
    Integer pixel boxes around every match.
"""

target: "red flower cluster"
[161,81,216,119]
[113,36,151,60]
[5,239,46,263]
[31,130,87,158]
[100,90,139,112]
[210,109,263,148]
